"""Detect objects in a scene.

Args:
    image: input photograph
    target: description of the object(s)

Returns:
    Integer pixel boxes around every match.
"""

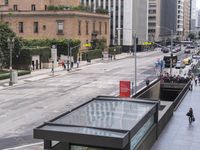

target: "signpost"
[120,81,131,97]
[51,45,57,74]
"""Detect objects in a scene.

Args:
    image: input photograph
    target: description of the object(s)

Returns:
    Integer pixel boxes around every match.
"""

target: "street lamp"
[117,28,137,94]
[157,26,173,75]
[7,37,15,86]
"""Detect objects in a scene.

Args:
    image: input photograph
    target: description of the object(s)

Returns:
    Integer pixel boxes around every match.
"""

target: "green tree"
[188,33,195,40]
[0,23,23,68]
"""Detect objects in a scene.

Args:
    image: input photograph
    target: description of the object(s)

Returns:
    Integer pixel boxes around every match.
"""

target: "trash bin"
[11,71,18,83]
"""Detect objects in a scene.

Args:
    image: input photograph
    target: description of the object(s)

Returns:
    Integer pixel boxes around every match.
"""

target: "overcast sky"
[198,0,200,9]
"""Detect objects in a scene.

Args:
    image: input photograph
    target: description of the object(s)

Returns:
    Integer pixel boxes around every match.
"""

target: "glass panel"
[71,145,111,150]
[130,115,154,150]
[54,100,154,131]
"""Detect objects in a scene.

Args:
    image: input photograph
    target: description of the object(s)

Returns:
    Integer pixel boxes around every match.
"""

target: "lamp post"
[7,37,15,86]
[67,40,70,71]
[117,28,137,94]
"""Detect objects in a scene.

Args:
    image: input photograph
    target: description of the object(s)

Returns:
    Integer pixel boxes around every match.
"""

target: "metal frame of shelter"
[34,96,159,150]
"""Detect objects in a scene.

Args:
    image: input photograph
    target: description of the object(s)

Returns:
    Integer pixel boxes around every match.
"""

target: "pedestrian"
[198,76,200,86]
[145,79,150,86]
[77,60,79,68]
[71,62,74,68]
[186,108,195,124]
[129,49,132,55]
[189,81,193,91]
[195,76,198,86]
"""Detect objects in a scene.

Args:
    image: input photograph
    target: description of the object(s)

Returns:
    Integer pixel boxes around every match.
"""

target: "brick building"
[0,0,109,51]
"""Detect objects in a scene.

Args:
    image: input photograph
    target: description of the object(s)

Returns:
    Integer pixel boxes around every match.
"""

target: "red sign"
[120,81,131,97]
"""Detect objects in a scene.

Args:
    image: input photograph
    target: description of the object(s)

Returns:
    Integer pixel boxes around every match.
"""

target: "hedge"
[0,70,30,80]
[22,39,81,62]
[82,49,102,61]
[108,46,122,55]
[22,47,51,63]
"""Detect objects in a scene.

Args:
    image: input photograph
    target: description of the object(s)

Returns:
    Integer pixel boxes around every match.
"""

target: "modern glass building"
[34,96,158,150]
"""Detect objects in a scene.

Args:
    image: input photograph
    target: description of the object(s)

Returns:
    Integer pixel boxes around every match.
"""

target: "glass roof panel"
[53,100,154,131]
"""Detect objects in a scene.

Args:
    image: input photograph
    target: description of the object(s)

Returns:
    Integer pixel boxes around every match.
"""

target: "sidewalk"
[0,51,161,90]
[152,82,200,150]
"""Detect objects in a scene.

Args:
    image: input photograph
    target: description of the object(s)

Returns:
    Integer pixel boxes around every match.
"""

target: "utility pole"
[134,34,137,94]
[170,30,173,76]
[67,40,70,71]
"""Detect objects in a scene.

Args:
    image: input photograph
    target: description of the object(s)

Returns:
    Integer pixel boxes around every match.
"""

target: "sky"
[198,0,200,9]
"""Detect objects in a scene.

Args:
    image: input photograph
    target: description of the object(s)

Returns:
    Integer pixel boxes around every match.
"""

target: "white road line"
[2,142,43,150]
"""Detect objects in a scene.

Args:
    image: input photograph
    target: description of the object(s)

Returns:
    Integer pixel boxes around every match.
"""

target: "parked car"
[175,61,185,69]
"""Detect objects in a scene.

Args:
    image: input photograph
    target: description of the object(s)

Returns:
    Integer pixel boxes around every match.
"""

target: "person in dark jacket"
[187,108,194,124]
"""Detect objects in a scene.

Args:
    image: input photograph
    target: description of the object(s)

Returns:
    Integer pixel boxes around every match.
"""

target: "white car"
[175,61,185,69]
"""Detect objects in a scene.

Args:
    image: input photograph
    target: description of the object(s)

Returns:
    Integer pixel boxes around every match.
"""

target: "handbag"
[193,117,195,122]
[186,112,190,116]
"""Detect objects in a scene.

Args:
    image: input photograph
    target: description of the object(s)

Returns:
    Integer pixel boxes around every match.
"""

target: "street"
[0,51,165,149]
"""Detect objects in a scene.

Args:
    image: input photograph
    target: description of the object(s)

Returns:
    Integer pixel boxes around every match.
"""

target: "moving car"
[175,61,185,69]
[162,48,169,53]
[183,58,192,65]
[192,55,200,60]
[184,48,190,54]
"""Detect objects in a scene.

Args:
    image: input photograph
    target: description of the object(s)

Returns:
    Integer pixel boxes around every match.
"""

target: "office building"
[198,10,200,27]
[148,0,161,42]
[176,0,184,39]
[190,0,197,30]
[81,0,149,51]
[160,0,177,40]
[183,0,191,39]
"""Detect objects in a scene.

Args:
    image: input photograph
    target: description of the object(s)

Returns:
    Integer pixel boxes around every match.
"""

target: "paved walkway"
[0,51,160,90]
[152,82,200,150]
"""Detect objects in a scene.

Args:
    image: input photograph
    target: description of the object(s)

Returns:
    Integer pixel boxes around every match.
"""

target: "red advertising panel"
[120,81,131,97]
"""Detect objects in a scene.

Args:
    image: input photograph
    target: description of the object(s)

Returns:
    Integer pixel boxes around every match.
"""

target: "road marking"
[2,142,43,150]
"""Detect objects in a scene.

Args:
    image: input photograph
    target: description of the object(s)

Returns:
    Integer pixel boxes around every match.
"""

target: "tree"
[0,23,23,69]
[188,33,195,40]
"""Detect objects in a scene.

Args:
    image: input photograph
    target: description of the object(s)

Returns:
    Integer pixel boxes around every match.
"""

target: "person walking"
[145,79,150,86]
[186,108,195,124]
[195,76,198,86]
[76,60,79,68]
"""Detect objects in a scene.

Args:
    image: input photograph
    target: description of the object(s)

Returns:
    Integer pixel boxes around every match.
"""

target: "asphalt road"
[0,51,168,149]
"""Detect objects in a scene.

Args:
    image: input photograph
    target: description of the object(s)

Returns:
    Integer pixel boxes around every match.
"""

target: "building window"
[13,5,18,11]
[4,0,8,5]
[31,4,36,11]
[18,22,23,33]
[43,25,46,30]
[99,22,102,35]
[45,5,48,10]
[105,22,107,34]
[33,22,39,33]
[78,21,81,35]
[57,20,64,34]
[93,21,96,32]
[86,21,89,35]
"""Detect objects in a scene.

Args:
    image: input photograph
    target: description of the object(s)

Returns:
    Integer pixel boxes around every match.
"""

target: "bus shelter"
[34,97,158,150]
